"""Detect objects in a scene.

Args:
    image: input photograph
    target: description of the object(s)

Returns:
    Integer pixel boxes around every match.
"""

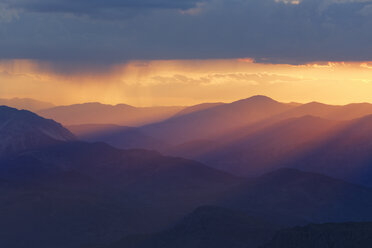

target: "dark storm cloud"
[0,0,372,70]
[1,0,204,20]
[5,0,202,12]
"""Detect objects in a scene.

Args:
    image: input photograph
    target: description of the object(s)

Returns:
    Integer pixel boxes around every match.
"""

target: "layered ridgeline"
[38,102,185,126]
[56,96,372,159]
[52,96,372,186]
[64,102,226,150]
[0,106,75,157]
[140,96,372,145]
[135,96,372,186]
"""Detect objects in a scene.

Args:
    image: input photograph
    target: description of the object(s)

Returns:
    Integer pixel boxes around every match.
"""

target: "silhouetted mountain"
[68,124,168,150]
[0,106,75,157]
[220,169,372,225]
[107,206,278,248]
[0,98,54,111]
[262,222,372,248]
[38,103,184,126]
[142,96,294,144]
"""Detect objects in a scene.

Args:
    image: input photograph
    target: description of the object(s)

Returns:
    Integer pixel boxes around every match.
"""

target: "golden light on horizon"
[1,59,372,107]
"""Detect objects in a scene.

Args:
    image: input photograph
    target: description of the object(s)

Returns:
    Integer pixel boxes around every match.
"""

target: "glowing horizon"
[1,59,372,107]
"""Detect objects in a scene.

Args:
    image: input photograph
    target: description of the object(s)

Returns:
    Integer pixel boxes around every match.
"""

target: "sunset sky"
[1,0,372,106]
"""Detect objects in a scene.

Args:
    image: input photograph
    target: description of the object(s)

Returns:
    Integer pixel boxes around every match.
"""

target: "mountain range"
[2,96,372,247]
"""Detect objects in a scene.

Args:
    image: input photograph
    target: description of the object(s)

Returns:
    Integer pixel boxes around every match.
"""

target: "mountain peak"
[0,106,75,157]
[304,101,334,107]
[247,95,276,102]
[232,95,279,105]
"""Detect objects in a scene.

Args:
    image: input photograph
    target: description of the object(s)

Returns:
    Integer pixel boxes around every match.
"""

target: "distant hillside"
[262,222,372,248]
[0,106,75,157]
[68,124,168,150]
[38,103,185,126]
[0,98,54,111]
[142,95,295,144]
[276,101,372,121]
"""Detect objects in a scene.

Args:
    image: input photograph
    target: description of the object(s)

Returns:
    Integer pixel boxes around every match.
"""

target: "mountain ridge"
[0,106,75,157]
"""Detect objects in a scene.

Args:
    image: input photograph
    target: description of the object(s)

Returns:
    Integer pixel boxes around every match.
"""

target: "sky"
[0,0,372,106]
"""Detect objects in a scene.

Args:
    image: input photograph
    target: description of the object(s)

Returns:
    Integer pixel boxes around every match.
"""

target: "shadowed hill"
[67,124,168,150]
[219,168,372,225]
[107,206,278,248]
[0,141,242,248]
[106,169,372,248]
[7,142,241,201]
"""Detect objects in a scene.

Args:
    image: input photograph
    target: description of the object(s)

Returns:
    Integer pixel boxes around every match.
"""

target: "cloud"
[150,73,304,86]
[0,0,371,70]
[0,3,18,22]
